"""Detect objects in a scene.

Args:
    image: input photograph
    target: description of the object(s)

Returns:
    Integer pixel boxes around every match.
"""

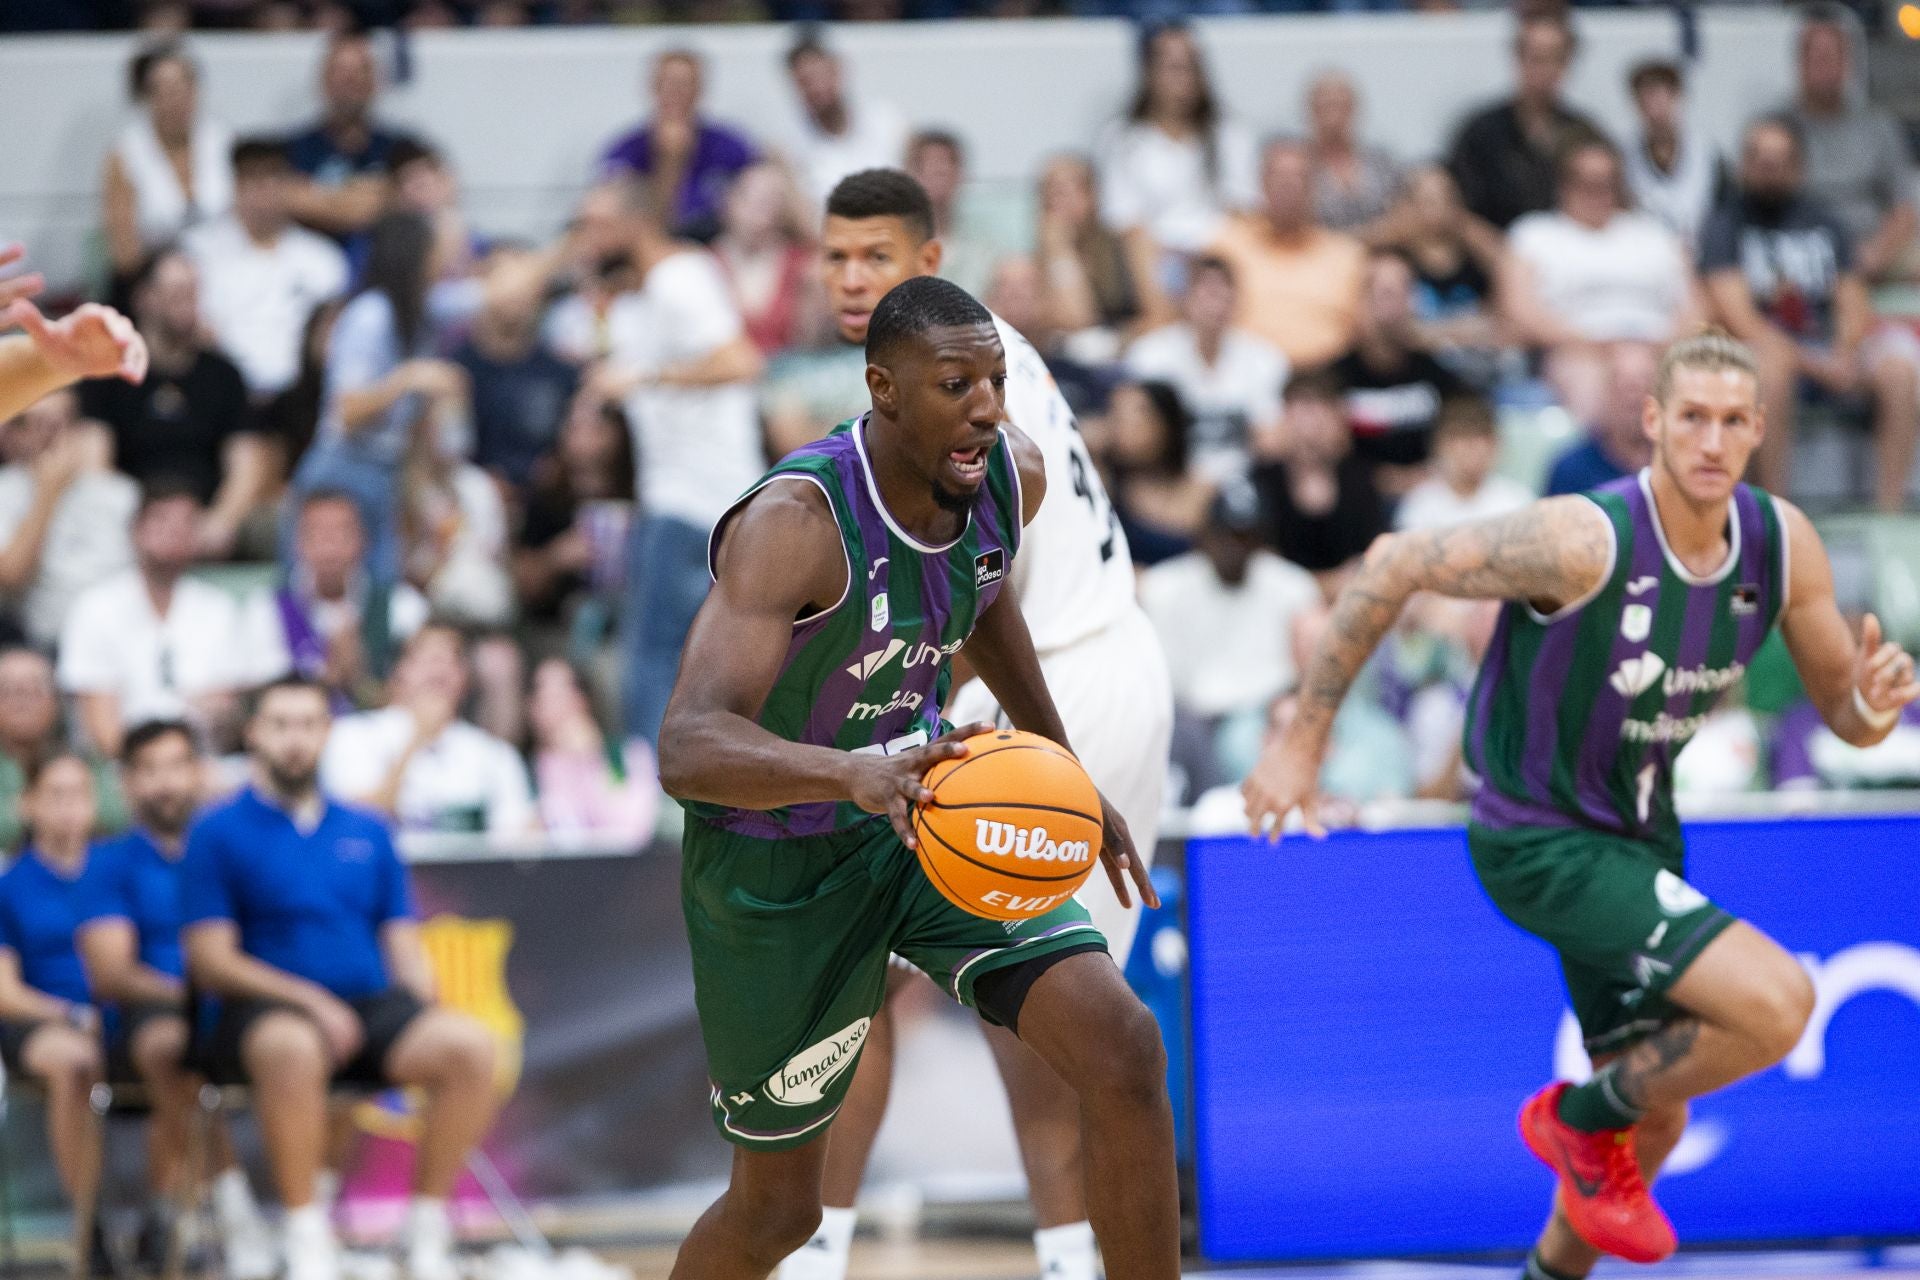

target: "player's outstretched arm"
[656,482,985,844]
[1243,495,1612,838]
[1776,500,1920,746]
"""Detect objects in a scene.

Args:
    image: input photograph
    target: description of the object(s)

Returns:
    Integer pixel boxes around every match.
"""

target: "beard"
[141,796,195,839]
[931,477,978,515]
[265,758,320,797]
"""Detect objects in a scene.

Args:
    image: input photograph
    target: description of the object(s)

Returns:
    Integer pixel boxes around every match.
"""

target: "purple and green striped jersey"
[1465,471,1788,841]
[689,414,1023,839]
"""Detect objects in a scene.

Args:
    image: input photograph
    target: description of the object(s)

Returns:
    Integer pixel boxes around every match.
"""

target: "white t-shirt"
[1140,549,1321,718]
[785,96,910,204]
[1623,130,1722,252]
[610,251,764,528]
[992,316,1140,654]
[57,570,265,722]
[320,705,535,836]
[1508,211,1691,342]
[184,215,348,396]
[1097,118,1260,253]
[1394,475,1533,532]
[239,579,429,680]
[1124,323,1286,480]
[0,467,136,649]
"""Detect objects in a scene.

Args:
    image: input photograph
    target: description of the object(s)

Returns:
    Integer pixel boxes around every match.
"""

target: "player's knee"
[134,1019,188,1082]
[1752,964,1815,1063]
[730,1187,822,1263]
[39,1035,102,1094]
[1081,999,1167,1107]
[241,1013,327,1082]
[441,1017,497,1087]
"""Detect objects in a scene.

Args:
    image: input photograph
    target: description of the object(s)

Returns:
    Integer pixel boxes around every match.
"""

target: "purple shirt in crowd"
[598,121,758,237]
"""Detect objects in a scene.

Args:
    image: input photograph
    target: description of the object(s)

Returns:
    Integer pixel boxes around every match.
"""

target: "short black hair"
[231,136,291,176]
[128,245,191,300]
[908,129,965,167]
[1282,368,1344,406]
[865,276,995,367]
[251,674,330,719]
[1628,59,1683,97]
[1434,394,1498,441]
[1189,254,1236,289]
[137,474,204,517]
[826,170,935,246]
[385,137,444,178]
[786,25,833,70]
[129,41,195,102]
[121,718,197,767]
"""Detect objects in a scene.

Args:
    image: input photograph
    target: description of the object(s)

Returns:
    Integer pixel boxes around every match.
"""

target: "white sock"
[285,1203,333,1246]
[314,1169,341,1211]
[212,1167,258,1221]
[1035,1221,1099,1280]
[775,1205,856,1280]
[406,1196,452,1246]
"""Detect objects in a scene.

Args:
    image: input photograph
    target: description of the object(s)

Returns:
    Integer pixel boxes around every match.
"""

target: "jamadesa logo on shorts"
[974,820,1092,864]
[767,1018,871,1106]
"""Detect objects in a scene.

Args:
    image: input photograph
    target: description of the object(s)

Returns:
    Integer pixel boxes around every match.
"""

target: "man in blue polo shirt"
[75,720,275,1278]
[182,676,500,1280]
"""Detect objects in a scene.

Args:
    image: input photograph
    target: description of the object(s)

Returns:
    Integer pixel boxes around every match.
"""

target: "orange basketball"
[912,729,1104,921]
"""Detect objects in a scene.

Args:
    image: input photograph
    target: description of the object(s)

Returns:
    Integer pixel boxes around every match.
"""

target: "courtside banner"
[1188,816,1920,1262]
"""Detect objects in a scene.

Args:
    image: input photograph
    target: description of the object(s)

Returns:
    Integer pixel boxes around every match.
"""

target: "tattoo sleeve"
[1611,1018,1702,1110]
[1293,497,1613,744]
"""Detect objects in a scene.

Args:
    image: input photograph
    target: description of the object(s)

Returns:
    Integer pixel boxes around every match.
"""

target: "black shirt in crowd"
[1330,346,1468,468]
[1446,100,1603,231]
[79,348,255,503]
[1251,455,1390,574]
[1697,194,1854,346]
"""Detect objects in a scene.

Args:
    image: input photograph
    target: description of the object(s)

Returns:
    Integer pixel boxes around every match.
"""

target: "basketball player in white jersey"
[774,171,1174,1280]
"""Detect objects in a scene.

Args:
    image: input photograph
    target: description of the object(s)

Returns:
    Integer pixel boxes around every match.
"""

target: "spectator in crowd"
[781,30,908,203]
[513,394,635,633]
[183,675,503,1280]
[1208,138,1366,369]
[1141,482,1323,794]
[597,48,758,243]
[1124,254,1284,481]
[1445,13,1602,231]
[1034,154,1150,345]
[1502,135,1700,425]
[1097,21,1257,255]
[184,138,350,404]
[321,624,535,834]
[252,490,429,710]
[75,720,276,1278]
[1701,115,1920,510]
[386,140,486,285]
[1622,60,1726,252]
[453,253,578,494]
[1544,339,1657,497]
[0,391,137,650]
[0,753,111,1273]
[1393,395,1530,531]
[712,161,825,358]
[528,657,656,846]
[78,248,272,560]
[102,43,234,286]
[1304,70,1399,235]
[260,297,342,484]
[1783,7,1919,284]
[593,180,764,747]
[1381,165,1506,362]
[0,649,126,848]
[1331,248,1469,488]
[544,185,641,368]
[59,480,263,758]
[907,129,996,299]
[1250,369,1387,581]
[400,404,515,630]
[284,32,422,240]
[1090,378,1212,566]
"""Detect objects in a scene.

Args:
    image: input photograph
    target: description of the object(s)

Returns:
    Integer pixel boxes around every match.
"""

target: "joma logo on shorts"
[766,1018,871,1107]
[975,821,1091,864]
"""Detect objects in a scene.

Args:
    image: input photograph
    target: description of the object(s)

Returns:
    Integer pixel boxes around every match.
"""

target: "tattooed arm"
[1242,495,1614,837]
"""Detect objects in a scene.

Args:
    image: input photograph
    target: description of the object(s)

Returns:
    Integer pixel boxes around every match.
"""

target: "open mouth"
[947,444,990,483]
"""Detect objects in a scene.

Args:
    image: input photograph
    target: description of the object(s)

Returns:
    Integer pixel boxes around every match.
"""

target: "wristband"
[1853,686,1900,732]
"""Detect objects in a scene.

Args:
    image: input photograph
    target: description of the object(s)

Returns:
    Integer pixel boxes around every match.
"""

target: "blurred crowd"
[3,5,1920,857]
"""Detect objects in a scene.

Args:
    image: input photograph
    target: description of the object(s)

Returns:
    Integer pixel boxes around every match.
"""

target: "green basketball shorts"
[682,813,1108,1150]
[1467,821,1736,1056]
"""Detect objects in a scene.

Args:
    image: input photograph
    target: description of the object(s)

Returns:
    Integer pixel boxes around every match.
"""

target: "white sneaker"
[401,1202,461,1280]
[285,1206,343,1280]
[220,1208,280,1280]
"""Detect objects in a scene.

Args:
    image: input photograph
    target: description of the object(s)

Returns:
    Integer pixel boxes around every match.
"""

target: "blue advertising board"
[1187,816,1920,1262]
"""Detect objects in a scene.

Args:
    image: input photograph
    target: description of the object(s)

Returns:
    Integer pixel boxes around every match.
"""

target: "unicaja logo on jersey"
[846,639,906,680]
[766,1018,871,1106]
[975,820,1092,864]
[1610,653,1667,697]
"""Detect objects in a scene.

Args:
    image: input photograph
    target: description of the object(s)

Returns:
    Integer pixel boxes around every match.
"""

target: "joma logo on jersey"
[766,1018,870,1107]
[844,636,964,681]
[975,820,1092,864]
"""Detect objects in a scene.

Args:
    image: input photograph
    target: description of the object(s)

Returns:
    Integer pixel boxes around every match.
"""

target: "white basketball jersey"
[992,314,1139,653]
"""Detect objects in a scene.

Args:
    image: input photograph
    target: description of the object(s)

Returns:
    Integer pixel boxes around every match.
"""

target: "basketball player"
[1244,332,1920,1270]
[776,169,1173,1280]
[657,276,1178,1280]
[0,245,148,420]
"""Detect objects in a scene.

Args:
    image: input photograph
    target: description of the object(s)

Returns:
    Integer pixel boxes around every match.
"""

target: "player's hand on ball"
[848,722,995,850]
[1241,733,1327,843]
[1096,792,1158,911]
[1856,612,1920,720]
[5,297,148,386]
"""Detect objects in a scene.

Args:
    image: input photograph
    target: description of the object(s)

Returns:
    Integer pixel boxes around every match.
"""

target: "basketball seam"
[926,799,1103,822]
[928,743,1079,796]
[912,825,1012,919]
[918,816,1093,884]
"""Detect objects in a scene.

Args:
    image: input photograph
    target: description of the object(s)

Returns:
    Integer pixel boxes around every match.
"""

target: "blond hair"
[1654,330,1759,403]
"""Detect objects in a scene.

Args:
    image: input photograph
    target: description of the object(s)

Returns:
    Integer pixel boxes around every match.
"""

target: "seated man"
[0,752,111,1272]
[76,720,275,1278]
[183,676,501,1280]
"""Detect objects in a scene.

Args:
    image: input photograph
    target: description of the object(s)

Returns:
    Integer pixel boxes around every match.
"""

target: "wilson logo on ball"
[974,820,1092,864]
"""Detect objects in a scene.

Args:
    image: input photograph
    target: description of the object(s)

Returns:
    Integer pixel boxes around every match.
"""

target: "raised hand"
[5,298,147,386]
[1855,612,1920,723]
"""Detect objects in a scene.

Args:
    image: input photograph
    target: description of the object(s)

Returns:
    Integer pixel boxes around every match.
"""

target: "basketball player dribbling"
[778,169,1175,1280]
[656,276,1178,1280]
[1245,333,1920,1274]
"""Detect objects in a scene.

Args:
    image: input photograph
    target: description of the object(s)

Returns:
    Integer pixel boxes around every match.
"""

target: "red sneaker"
[1519,1083,1677,1264]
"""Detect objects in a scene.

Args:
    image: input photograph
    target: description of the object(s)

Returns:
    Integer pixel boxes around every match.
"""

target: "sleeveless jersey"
[991,316,1139,653]
[1464,471,1788,842]
[690,414,1024,840]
